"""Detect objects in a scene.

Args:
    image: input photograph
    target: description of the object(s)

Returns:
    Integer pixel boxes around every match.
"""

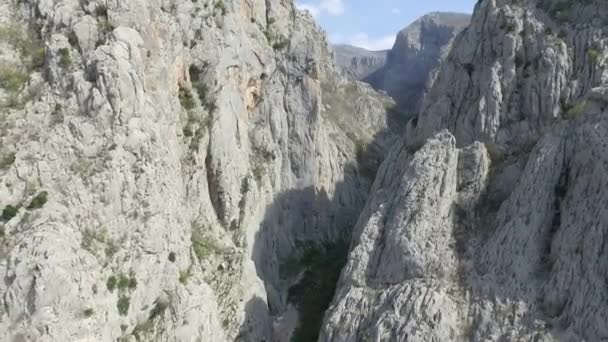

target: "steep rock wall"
[324,0,608,341]
[0,0,399,340]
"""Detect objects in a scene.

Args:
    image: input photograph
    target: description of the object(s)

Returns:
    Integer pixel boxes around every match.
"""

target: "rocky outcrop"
[323,0,608,341]
[0,0,400,340]
[365,12,470,115]
[332,44,387,81]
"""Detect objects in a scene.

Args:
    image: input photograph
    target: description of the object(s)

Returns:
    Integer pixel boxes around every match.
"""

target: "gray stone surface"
[323,1,608,341]
[366,12,470,115]
[0,0,398,340]
[332,44,387,81]
[4,0,608,340]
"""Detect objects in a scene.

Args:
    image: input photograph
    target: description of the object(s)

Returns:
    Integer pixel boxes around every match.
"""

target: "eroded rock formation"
[0,0,401,340]
[323,0,608,341]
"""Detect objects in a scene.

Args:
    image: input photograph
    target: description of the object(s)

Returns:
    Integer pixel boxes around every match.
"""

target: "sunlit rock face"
[323,1,608,341]
[0,0,400,340]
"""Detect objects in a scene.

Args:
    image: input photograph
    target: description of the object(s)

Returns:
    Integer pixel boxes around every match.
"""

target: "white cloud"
[346,33,396,51]
[391,8,400,14]
[296,0,345,17]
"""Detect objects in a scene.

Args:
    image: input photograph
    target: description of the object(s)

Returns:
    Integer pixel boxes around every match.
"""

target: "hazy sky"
[296,0,477,50]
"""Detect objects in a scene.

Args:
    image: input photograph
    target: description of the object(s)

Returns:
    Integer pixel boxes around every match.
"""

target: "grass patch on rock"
[0,66,28,94]
[191,229,221,261]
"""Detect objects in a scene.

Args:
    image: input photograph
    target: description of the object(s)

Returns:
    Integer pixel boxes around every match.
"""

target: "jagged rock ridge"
[365,12,470,115]
[0,0,401,340]
[323,0,608,341]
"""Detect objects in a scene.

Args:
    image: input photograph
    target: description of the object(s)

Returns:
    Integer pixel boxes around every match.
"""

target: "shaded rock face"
[323,1,608,342]
[0,0,401,341]
[365,12,470,115]
[332,44,387,81]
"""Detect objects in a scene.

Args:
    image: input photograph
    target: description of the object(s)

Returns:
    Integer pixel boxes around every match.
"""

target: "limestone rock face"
[332,45,387,81]
[0,0,398,340]
[323,0,608,341]
[416,0,608,148]
[365,12,470,115]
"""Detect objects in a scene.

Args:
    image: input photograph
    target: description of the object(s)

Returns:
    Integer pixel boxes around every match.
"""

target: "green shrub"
[107,275,117,292]
[27,191,48,210]
[0,25,20,45]
[105,239,119,258]
[191,230,219,260]
[0,66,28,93]
[68,31,79,49]
[252,163,264,184]
[272,38,288,51]
[22,43,45,70]
[58,48,71,69]
[132,320,154,341]
[168,252,176,262]
[564,100,586,120]
[117,274,130,289]
[1,205,19,221]
[116,272,137,290]
[214,0,227,15]
[587,47,602,64]
[193,81,216,113]
[240,177,249,195]
[253,145,276,162]
[178,87,195,110]
[83,308,94,317]
[149,299,169,320]
[98,18,115,38]
[0,25,45,71]
[117,295,130,316]
[183,126,194,137]
[95,4,108,17]
[178,267,191,284]
[188,65,216,113]
[81,228,102,253]
[131,299,170,340]
[0,152,16,169]
[93,4,113,47]
[30,51,46,70]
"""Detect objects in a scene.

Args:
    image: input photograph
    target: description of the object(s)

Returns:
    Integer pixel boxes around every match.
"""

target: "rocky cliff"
[323,0,608,341]
[0,0,401,340]
[365,12,470,116]
[332,45,387,81]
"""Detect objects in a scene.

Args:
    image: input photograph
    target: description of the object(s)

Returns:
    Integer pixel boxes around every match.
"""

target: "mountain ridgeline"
[332,44,387,81]
[334,12,471,116]
[1,0,608,341]
[323,0,608,341]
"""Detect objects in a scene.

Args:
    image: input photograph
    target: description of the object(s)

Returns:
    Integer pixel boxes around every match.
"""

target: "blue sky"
[296,0,477,50]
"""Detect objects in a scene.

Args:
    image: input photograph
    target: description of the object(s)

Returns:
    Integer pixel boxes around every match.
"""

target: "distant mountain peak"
[333,11,471,115]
